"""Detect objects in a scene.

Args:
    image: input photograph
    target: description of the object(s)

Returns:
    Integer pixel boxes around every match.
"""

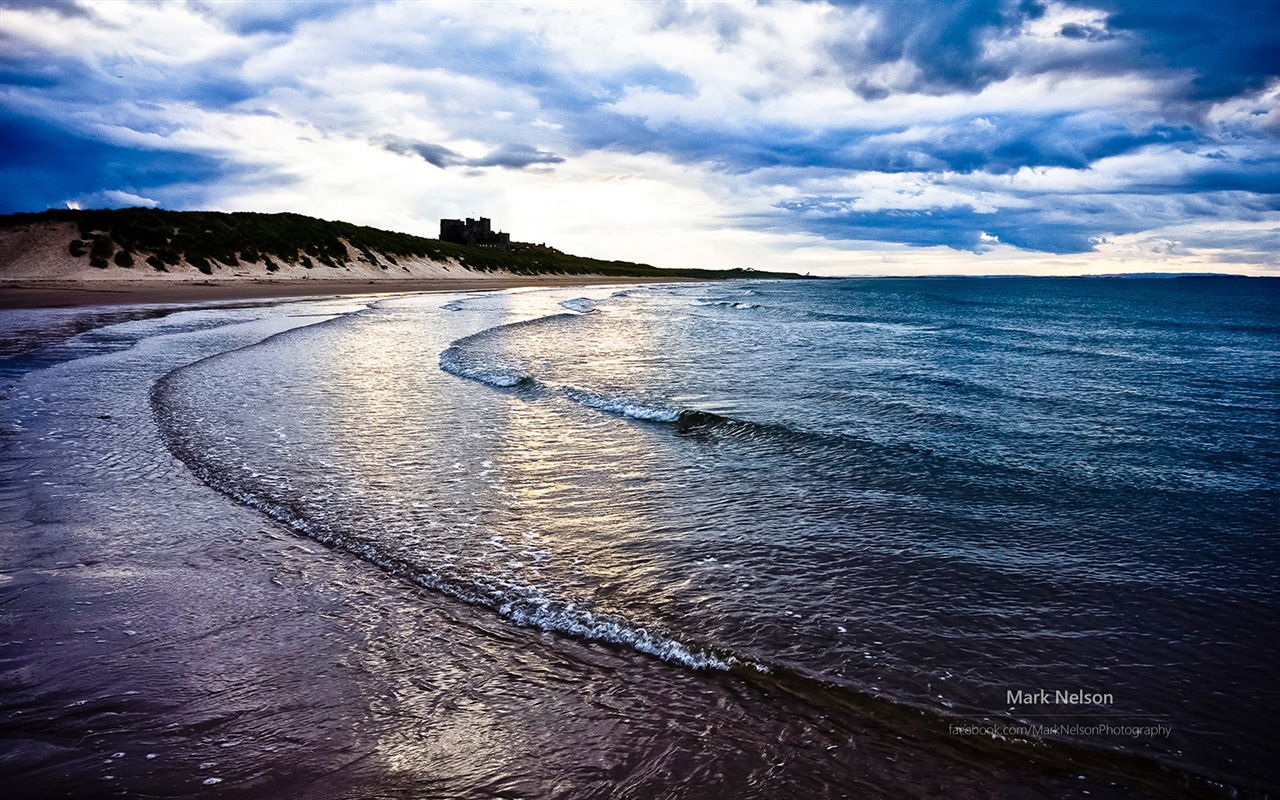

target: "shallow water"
[2,278,1277,798]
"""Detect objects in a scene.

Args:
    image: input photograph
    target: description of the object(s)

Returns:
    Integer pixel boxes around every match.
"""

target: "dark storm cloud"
[1057,21,1112,42]
[469,143,564,169]
[380,136,464,169]
[1096,0,1280,100]
[820,0,1280,101]
[844,0,1012,94]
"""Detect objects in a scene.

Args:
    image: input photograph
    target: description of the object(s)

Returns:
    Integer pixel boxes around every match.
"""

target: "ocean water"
[4,277,1278,797]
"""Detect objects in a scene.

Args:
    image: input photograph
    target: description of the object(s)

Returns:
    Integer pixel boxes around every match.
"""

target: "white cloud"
[1,0,1275,275]
[66,189,159,209]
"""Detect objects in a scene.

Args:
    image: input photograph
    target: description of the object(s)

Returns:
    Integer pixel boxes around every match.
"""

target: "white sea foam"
[561,387,682,423]
[438,347,528,388]
[697,299,762,311]
[496,589,736,671]
[558,297,596,314]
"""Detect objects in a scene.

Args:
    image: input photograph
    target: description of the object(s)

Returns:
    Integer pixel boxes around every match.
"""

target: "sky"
[1,0,1277,276]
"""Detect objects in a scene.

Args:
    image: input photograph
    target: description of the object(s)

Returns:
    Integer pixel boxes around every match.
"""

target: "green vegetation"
[1,207,808,281]
[88,235,113,268]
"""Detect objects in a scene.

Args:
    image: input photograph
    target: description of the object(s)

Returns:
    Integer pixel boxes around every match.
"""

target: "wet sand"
[0,274,682,310]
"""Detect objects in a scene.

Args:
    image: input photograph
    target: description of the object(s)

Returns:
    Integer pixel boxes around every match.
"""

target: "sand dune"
[0,218,681,308]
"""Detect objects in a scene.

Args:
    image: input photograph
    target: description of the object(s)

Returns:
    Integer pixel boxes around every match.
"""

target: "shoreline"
[0,274,684,310]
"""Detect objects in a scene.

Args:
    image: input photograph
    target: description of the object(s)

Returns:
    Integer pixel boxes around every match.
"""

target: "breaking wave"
[558,297,597,314]
[695,297,935,334]
[560,387,682,422]
[438,345,534,388]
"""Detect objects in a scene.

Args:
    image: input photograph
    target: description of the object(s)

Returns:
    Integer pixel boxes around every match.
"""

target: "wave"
[694,298,934,333]
[557,387,760,437]
[438,346,534,388]
[698,300,763,311]
[437,351,740,433]
[437,341,743,432]
[496,590,740,670]
[432,307,812,437]
[435,312,581,389]
[558,297,596,314]
[560,387,682,422]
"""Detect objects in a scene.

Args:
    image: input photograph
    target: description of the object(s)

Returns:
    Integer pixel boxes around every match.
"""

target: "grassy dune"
[1,208,804,281]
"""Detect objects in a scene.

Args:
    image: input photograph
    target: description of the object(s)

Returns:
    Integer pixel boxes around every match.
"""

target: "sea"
[1,276,1277,798]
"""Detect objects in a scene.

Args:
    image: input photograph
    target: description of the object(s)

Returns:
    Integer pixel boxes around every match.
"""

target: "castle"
[439,217,511,248]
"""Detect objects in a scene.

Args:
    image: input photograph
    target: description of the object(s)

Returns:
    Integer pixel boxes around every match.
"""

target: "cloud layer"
[1,0,1276,274]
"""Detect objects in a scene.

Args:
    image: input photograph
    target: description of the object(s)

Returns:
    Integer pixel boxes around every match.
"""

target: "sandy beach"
[0,215,694,310]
